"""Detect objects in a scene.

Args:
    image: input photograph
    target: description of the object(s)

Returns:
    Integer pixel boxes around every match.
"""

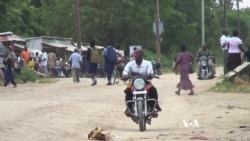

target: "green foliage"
[17,67,38,82]
[143,49,172,72]
[1,0,250,70]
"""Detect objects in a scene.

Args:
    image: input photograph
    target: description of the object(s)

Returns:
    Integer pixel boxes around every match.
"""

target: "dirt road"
[0,67,250,141]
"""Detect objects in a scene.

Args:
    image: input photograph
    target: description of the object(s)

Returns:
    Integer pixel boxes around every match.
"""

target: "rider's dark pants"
[124,84,158,109]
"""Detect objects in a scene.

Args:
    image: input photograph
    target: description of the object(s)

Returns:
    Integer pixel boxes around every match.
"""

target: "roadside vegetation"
[1,1,250,72]
[0,67,58,86]
[209,74,250,93]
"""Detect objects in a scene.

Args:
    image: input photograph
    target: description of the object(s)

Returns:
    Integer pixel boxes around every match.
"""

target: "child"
[28,57,35,71]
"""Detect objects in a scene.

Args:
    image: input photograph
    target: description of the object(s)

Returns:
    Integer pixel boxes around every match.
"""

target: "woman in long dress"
[173,44,195,95]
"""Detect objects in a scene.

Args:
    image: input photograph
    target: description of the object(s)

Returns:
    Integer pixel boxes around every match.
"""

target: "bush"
[17,67,39,83]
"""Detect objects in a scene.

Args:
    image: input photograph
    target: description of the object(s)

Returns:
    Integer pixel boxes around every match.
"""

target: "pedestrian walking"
[103,42,121,85]
[173,44,195,95]
[86,40,100,86]
[68,49,82,83]
[3,53,17,88]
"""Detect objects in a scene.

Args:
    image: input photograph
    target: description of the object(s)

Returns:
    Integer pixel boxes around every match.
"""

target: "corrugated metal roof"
[66,44,88,52]
[0,31,25,42]
[42,42,67,48]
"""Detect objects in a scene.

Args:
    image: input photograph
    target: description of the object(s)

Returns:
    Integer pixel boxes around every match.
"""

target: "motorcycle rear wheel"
[138,101,146,131]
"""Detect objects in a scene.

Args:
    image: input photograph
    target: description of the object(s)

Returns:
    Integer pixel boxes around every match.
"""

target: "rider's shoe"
[152,111,158,118]
[91,80,97,86]
[124,108,131,117]
[155,104,162,111]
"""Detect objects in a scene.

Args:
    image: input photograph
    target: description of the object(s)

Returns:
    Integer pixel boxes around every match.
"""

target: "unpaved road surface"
[0,67,250,141]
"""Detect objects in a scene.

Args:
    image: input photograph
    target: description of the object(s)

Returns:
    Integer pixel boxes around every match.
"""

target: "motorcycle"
[62,62,71,78]
[151,60,162,76]
[198,55,213,80]
[122,74,159,131]
[54,67,65,78]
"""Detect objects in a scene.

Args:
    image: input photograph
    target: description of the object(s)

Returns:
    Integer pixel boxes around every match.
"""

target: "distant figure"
[244,45,250,62]
[3,53,17,88]
[226,30,245,71]
[220,29,230,74]
[40,49,48,75]
[9,45,17,68]
[130,47,137,60]
[20,46,31,65]
[173,44,195,95]
[34,52,41,72]
[68,49,82,83]
[28,57,35,71]
[103,42,121,85]
[86,40,100,86]
[48,52,57,76]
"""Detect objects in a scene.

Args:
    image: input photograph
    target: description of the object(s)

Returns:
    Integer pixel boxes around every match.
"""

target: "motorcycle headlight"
[133,78,145,90]
[201,61,206,66]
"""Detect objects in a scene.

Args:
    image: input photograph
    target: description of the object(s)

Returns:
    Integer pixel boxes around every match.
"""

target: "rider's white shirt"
[123,59,153,76]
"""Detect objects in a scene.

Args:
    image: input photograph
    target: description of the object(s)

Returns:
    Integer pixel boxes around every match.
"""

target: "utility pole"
[74,0,82,49]
[201,0,205,45]
[237,0,240,35]
[223,0,227,29]
[155,0,161,63]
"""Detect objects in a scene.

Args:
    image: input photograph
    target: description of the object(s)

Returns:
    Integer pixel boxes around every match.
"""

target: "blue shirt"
[68,52,82,68]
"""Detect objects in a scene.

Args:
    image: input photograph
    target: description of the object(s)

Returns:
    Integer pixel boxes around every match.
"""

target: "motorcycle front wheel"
[138,101,146,131]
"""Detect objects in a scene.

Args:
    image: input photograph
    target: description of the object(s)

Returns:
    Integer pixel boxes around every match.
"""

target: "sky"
[240,0,250,9]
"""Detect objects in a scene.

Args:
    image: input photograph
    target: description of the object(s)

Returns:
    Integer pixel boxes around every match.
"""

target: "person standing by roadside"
[220,29,230,74]
[3,53,17,88]
[47,52,57,77]
[68,49,82,83]
[173,44,195,95]
[9,45,18,75]
[226,30,245,72]
[130,47,137,60]
[86,40,100,86]
[20,46,31,66]
[34,52,41,72]
[40,49,48,75]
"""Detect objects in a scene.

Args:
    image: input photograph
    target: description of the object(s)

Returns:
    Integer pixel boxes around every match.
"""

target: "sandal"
[175,91,180,95]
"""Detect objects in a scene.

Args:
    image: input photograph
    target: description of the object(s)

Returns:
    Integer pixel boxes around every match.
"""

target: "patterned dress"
[176,51,194,90]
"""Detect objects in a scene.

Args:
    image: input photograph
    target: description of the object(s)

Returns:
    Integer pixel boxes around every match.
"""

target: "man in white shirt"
[122,49,162,117]
[41,49,48,75]
[220,29,230,74]
[68,49,82,83]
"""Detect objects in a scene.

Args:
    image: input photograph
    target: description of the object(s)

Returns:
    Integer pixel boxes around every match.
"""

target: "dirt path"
[0,67,250,141]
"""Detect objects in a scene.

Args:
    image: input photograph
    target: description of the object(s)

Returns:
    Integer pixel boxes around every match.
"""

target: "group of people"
[220,29,248,74]
[172,29,249,96]
[69,40,125,85]
[2,44,70,87]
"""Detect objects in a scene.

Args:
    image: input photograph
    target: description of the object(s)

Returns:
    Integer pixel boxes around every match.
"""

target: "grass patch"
[209,75,250,94]
[0,67,59,86]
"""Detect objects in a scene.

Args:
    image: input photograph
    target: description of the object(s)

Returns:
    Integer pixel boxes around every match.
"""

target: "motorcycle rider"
[196,44,216,78]
[122,48,162,117]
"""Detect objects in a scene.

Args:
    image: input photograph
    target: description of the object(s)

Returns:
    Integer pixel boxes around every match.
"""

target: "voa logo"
[183,120,199,128]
